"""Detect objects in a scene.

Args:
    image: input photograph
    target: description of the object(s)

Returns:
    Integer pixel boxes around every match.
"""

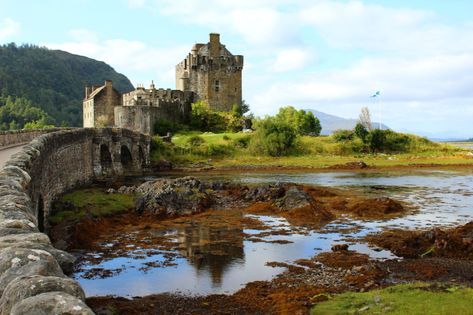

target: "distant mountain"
[305,109,390,135]
[0,43,134,127]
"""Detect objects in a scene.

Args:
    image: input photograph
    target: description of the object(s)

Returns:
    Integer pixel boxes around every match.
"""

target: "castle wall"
[175,34,243,112]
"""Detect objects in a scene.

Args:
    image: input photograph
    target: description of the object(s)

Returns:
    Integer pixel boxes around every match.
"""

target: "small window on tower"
[215,80,220,92]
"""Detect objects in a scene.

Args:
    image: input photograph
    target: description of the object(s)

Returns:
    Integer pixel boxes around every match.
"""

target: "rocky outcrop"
[135,177,212,217]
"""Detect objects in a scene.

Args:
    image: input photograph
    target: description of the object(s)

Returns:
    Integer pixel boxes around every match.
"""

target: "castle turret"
[175,33,244,112]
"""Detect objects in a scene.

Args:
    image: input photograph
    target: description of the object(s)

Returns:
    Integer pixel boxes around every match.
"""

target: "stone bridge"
[0,128,150,314]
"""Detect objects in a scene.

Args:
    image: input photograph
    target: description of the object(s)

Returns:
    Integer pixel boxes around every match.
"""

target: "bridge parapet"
[0,127,150,314]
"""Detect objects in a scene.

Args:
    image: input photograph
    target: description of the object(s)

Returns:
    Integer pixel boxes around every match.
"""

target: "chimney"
[105,80,112,88]
[209,33,220,58]
[84,86,91,99]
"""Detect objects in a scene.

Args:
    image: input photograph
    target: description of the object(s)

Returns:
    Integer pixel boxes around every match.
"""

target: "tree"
[358,107,372,131]
[190,101,226,132]
[275,106,321,136]
[354,122,369,143]
[250,118,297,156]
[232,100,250,117]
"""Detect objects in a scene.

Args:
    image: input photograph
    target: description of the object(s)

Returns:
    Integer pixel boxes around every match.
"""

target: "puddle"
[73,170,473,297]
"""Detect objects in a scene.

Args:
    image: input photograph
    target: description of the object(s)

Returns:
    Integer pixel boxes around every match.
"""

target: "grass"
[49,188,135,224]
[149,132,473,169]
[311,283,473,315]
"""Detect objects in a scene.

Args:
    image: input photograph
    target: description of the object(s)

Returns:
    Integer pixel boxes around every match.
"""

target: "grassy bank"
[49,188,135,224]
[311,283,473,315]
[151,132,472,169]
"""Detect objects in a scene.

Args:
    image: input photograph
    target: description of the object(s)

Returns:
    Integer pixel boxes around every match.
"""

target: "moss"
[49,188,135,224]
[311,283,473,315]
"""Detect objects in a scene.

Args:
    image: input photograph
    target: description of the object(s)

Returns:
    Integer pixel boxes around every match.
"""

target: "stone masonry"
[83,33,243,135]
[0,128,150,314]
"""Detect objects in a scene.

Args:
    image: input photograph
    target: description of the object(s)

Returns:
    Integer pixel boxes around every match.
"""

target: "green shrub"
[187,135,205,147]
[206,144,234,156]
[250,118,298,156]
[232,135,251,148]
[154,118,186,136]
[222,135,230,140]
[333,129,355,142]
[354,122,369,143]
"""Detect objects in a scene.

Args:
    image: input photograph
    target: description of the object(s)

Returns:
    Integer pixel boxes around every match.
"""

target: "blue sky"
[1,0,473,138]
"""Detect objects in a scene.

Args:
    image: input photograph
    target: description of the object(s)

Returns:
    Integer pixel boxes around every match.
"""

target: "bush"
[187,135,205,147]
[354,123,369,143]
[368,129,412,153]
[154,118,186,136]
[206,144,234,157]
[222,135,230,140]
[250,118,298,156]
[333,129,355,142]
[190,101,226,132]
[232,135,251,148]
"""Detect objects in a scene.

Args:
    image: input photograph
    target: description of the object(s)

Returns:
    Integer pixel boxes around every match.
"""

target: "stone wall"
[0,128,68,148]
[0,128,150,314]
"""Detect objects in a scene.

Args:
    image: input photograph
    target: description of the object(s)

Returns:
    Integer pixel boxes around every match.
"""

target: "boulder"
[0,275,85,315]
[10,292,94,315]
[0,247,64,296]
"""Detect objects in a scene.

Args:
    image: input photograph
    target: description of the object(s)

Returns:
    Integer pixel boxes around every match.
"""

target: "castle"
[83,33,244,135]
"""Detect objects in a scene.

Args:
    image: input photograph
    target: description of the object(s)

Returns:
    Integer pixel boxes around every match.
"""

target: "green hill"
[0,43,134,128]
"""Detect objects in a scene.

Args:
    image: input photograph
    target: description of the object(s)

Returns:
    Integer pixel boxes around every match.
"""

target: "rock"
[331,244,349,251]
[275,186,312,210]
[0,247,64,296]
[10,292,94,315]
[244,183,286,202]
[0,275,85,314]
[135,177,212,217]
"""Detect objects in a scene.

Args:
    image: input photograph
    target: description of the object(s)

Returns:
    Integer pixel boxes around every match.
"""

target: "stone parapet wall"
[0,128,72,148]
[0,128,150,314]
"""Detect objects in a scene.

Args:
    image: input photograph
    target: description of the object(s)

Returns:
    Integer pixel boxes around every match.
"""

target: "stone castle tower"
[83,33,243,134]
[176,33,244,112]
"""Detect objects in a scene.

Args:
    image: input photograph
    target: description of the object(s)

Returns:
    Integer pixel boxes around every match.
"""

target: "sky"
[1,0,473,138]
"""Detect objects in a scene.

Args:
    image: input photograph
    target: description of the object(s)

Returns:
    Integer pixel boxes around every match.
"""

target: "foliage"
[0,95,54,130]
[311,283,473,315]
[190,101,227,132]
[0,43,134,127]
[186,135,206,147]
[354,122,369,143]
[153,118,187,136]
[23,120,55,129]
[49,188,135,224]
[368,129,412,153]
[232,100,250,117]
[274,106,321,136]
[333,129,355,142]
[250,118,298,156]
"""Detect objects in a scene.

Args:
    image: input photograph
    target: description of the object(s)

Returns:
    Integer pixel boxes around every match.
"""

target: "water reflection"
[176,225,244,286]
[75,169,473,297]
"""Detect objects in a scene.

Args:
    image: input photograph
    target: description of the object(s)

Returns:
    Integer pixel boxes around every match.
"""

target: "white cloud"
[46,31,188,87]
[272,48,312,72]
[299,1,473,55]
[0,18,20,42]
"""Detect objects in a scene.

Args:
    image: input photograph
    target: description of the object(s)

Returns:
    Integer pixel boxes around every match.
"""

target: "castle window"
[215,80,220,92]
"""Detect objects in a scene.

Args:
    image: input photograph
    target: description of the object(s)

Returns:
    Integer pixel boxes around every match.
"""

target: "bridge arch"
[120,145,133,169]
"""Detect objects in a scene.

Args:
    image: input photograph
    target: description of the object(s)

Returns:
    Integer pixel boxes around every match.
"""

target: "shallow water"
[74,169,473,297]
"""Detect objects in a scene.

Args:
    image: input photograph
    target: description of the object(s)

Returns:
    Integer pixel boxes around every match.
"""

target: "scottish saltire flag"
[370,91,381,98]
